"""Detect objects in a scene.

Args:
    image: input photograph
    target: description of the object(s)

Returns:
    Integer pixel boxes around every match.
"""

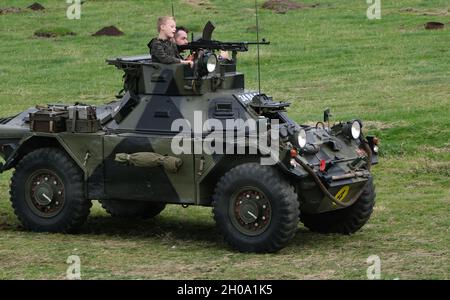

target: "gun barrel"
[179,40,270,52]
[246,42,270,45]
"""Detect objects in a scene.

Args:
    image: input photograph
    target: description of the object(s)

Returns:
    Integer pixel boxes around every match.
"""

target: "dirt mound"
[183,0,216,13]
[183,0,212,8]
[92,26,124,37]
[400,7,448,16]
[425,22,445,30]
[34,28,76,38]
[0,7,24,14]
[28,2,45,10]
[262,0,319,14]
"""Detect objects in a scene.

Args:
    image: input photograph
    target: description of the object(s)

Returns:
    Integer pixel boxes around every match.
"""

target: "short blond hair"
[157,16,175,32]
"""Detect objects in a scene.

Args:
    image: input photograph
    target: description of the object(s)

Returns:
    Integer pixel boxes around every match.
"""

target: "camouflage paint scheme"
[0,25,378,216]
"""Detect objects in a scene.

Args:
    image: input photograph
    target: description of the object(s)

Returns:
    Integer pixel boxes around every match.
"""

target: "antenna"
[255,0,262,95]
[171,2,175,17]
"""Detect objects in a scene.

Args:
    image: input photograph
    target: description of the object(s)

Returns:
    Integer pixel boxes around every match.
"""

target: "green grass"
[0,0,449,279]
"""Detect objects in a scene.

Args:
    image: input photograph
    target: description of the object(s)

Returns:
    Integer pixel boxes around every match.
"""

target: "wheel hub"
[35,184,54,206]
[230,188,272,236]
[238,200,260,224]
[26,170,65,218]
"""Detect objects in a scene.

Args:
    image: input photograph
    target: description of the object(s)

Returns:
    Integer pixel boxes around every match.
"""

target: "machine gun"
[178,21,270,53]
[178,39,270,53]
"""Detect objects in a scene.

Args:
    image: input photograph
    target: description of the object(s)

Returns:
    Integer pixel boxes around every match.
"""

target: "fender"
[0,134,86,175]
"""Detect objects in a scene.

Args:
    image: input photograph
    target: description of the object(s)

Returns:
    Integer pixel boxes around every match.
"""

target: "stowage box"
[29,110,68,133]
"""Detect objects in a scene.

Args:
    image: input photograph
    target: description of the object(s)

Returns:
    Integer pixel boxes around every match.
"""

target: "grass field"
[0,0,449,279]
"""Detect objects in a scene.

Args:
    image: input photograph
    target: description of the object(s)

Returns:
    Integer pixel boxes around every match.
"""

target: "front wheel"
[10,148,91,233]
[300,177,376,234]
[212,163,299,253]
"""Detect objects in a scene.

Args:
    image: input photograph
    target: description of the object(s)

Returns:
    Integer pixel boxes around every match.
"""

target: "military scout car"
[0,22,378,252]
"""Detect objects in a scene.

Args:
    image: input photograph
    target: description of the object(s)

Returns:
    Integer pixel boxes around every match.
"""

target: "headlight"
[373,145,379,154]
[295,129,307,148]
[206,54,218,73]
[197,53,218,77]
[351,121,361,139]
[343,120,362,140]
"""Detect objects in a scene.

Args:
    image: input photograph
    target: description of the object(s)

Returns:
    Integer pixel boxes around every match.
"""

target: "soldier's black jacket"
[148,38,182,64]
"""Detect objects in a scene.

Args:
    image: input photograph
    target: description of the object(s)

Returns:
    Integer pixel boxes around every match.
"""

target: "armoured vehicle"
[0,22,379,253]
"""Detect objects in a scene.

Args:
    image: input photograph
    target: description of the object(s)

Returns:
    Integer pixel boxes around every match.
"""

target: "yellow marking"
[335,186,350,202]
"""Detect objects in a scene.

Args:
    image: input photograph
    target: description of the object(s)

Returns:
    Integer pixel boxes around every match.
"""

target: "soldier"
[174,26,189,46]
[174,26,195,62]
[148,16,193,67]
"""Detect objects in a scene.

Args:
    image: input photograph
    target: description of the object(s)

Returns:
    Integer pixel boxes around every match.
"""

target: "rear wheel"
[10,148,91,232]
[212,163,299,253]
[300,177,376,234]
[100,200,166,219]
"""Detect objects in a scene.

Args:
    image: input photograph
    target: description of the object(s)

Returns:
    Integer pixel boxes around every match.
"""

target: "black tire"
[100,200,166,219]
[300,177,376,234]
[10,148,91,233]
[212,163,299,253]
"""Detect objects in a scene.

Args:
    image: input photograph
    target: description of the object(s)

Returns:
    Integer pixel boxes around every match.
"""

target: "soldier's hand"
[181,60,194,68]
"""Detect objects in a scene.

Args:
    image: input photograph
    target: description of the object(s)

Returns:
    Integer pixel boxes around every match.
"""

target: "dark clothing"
[148,38,182,64]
